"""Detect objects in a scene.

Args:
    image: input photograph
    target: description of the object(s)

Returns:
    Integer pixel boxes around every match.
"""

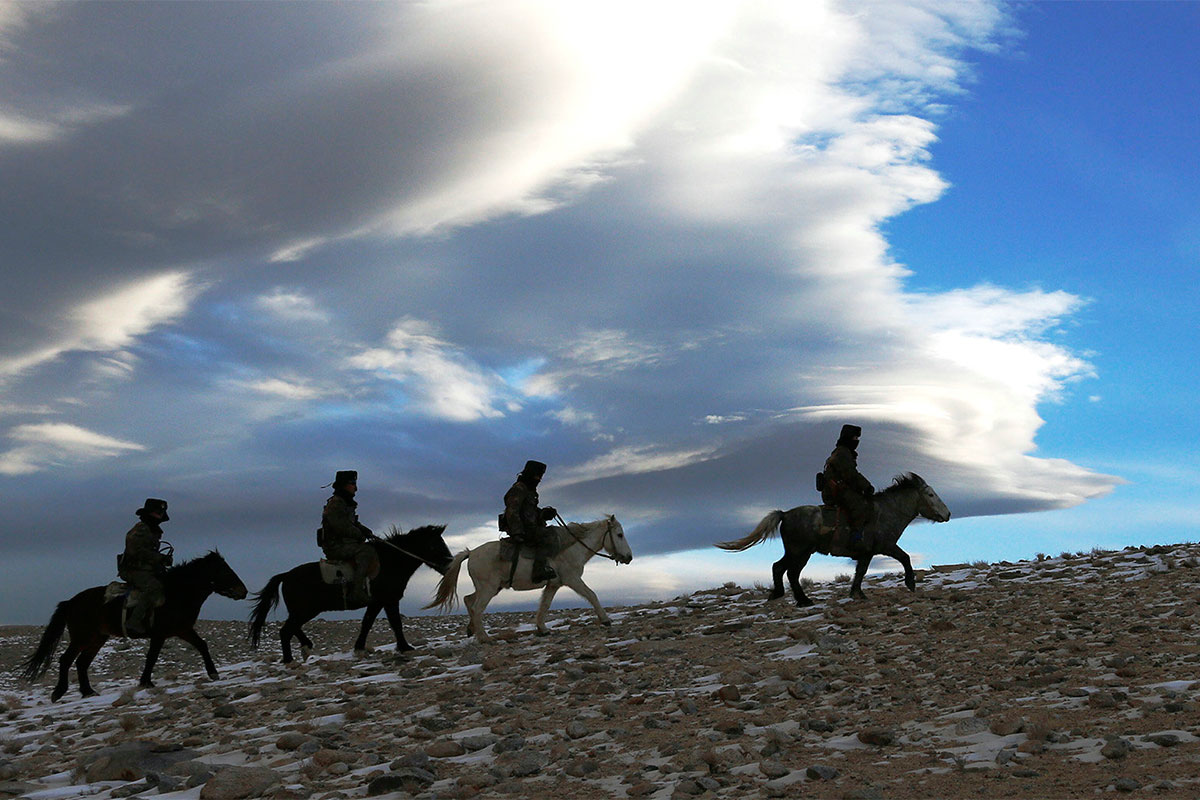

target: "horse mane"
[876,473,924,498]
[166,549,223,575]
[383,524,446,544]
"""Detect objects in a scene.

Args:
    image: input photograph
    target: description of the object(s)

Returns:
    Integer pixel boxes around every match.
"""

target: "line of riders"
[116,424,876,635]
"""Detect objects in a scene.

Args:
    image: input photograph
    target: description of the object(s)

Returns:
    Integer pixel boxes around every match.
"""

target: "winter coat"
[503,480,552,544]
[321,493,373,559]
[119,520,170,579]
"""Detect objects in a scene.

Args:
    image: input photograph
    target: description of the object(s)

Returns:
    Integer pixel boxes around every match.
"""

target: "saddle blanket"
[318,559,355,585]
[498,537,539,563]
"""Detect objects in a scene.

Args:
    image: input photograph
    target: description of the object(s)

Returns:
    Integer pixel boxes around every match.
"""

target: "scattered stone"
[367,768,436,795]
[857,728,896,747]
[198,765,281,799]
[1101,738,1133,760]
[806,764,839,780]
[425,739,466,758]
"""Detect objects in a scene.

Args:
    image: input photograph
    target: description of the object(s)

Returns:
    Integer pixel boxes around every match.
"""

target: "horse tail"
[424,549,469,612]
[714,510,785,552]
[19,601,70,681]
[247,572,286,648]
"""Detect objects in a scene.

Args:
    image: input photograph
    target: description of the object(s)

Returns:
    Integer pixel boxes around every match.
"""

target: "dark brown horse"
[20,551,247,701]
[716,474,951,605]
[248,524,452,663]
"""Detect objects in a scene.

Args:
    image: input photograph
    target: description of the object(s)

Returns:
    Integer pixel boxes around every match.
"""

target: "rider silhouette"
[503,460,558,584]
[319,470,380,602]
[819,425,875,551]
[118,498,173,636]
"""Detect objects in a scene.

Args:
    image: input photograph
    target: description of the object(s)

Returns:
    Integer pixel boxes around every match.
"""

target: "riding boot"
[531,557,557,584]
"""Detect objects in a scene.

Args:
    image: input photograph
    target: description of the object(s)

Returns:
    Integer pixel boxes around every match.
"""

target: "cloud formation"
[0,1,1123,621]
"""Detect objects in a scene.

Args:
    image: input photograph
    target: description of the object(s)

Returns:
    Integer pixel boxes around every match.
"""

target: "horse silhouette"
[249,524,452,662]
[427,515,632,643]
[20,551,247,700]
[717,473,950,605]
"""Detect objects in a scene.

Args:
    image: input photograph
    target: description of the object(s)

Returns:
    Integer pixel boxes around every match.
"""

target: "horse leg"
[355,601,383,654]
[52,640,81,702]
[462,592,476,638]
[535,583,562,635]
[788,551,815,607]
[881,542,917,592]
[769,557,788,600]
[469,584,501,645]
[561,574,611,628]
[176,628,220,680]
[75,640,106,698]
[382,600,414,653]
[139,637,165,687]
[849,555,872,600]
[279,614,314,664]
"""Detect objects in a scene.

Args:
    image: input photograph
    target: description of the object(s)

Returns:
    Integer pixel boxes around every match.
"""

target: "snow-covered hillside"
[3,542,1199,799]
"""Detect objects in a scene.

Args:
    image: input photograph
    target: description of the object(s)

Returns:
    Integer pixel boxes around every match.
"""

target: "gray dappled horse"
[427,515,633,643]
[716,473,950,606]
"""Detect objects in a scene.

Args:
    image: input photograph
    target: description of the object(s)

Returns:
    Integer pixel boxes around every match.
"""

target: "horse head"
[384,524,454,574]
[604,515,634,565]
[201,550,249,600]
[908,474,951,523]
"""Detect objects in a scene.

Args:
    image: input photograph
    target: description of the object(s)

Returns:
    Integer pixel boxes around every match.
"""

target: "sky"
[1,1,1196,625]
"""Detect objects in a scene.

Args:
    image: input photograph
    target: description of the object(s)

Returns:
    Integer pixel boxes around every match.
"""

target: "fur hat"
[520,460,547,480]
[137,498,169,521]
[838,424,862,445]
[333,470,358,488]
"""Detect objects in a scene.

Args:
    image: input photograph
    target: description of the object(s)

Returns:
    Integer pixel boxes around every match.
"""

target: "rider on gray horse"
[118,498,173,636]
[319,470,380,601]
[502,460,558,584]
[819,424,875,551]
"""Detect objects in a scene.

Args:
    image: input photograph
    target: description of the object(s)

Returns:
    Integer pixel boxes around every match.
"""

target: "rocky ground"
[2,542,1199,799]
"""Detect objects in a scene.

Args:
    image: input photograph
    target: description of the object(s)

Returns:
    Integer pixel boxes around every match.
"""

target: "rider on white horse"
[502,460,558,584]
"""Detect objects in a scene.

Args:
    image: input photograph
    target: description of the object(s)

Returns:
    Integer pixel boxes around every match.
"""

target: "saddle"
[318,559,355,585]
[498,536,549,587]
[817,506,876,557]
[104,580,129,603]
[318,559,371,608]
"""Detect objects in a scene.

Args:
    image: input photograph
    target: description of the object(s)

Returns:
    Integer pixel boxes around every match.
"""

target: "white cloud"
[255,288,330,323]
[0,422,144,475]
[0,271,197,379]
[351,318,518,422]
[554,444,719,486]
[240,377,326,402]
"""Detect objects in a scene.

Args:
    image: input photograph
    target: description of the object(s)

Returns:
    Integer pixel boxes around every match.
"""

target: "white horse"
[427,515,633,643]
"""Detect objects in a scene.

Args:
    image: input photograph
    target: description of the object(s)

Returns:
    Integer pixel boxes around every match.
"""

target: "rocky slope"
[2,542,1199,799]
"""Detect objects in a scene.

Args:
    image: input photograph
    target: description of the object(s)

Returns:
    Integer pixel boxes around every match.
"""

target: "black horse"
[20,551,248,701]
[716,473,951,606]
[249,524,453,663]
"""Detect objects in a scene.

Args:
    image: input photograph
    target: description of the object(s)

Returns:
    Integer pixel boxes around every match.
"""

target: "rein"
[369,534,442,570]
[556,514,622,563]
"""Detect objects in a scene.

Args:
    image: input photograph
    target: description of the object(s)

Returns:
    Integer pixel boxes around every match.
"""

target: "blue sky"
[1,1,1195,624]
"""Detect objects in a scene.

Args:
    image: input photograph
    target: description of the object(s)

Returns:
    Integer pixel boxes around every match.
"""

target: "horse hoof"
[140,680,155,688]
[207,671,219,680]
[299,646,312,661]
[600,619,613,627]
[353,647,370,657]
[796,599,814,608]
[51,689,66,702]
[397,644,415,653]
[80,689,98,698]
[535,629,551,637]
[905,581,916,592]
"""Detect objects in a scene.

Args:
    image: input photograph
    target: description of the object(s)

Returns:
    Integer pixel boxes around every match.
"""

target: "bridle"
[369,533,446,571]
[556,514,623,563]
